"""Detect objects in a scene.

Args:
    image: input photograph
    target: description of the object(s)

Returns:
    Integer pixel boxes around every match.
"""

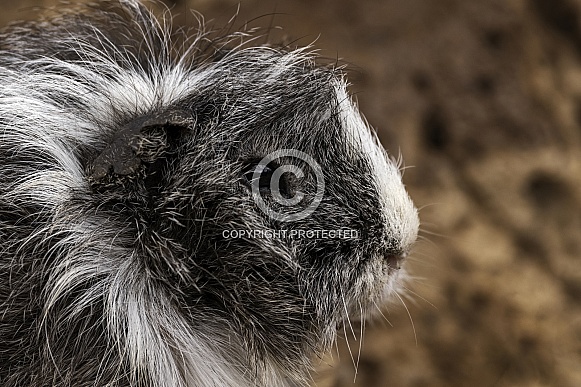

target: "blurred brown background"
[2,0,581,386]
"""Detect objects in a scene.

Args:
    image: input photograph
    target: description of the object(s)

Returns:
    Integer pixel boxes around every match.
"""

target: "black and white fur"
[0,1,419,386]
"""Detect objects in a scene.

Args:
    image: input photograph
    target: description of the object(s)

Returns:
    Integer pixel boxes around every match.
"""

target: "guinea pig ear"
[89,110,193,182]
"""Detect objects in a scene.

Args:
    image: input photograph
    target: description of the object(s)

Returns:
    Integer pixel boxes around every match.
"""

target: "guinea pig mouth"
[333,251,408,329]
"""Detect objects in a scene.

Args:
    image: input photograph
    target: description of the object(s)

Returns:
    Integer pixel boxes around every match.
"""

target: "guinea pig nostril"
[385,252,407,269]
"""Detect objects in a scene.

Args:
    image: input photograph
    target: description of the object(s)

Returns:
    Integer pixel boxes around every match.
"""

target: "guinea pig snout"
[385,251,407,270]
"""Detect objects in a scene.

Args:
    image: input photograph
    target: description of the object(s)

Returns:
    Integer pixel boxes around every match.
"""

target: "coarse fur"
[0,1,419,386]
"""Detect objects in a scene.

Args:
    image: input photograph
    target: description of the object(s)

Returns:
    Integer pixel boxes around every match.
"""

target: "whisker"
[372,299,394,328]
[395,292,417,346]
[342,315,357,375]
[353,300,364,383]
[402,286,438,310]
[340,286,357,341]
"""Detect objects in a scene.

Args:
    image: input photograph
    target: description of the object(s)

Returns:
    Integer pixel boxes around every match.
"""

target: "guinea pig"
[0,1,419,386]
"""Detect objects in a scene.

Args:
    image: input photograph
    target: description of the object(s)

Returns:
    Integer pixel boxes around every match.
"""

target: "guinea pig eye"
[242,161,294,199]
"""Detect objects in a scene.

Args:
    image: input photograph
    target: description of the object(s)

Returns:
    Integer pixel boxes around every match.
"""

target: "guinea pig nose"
[385,252,407,270]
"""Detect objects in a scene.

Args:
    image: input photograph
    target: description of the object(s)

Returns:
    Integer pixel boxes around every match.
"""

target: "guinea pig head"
[0,1,419,385]
[88,45,419,380]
